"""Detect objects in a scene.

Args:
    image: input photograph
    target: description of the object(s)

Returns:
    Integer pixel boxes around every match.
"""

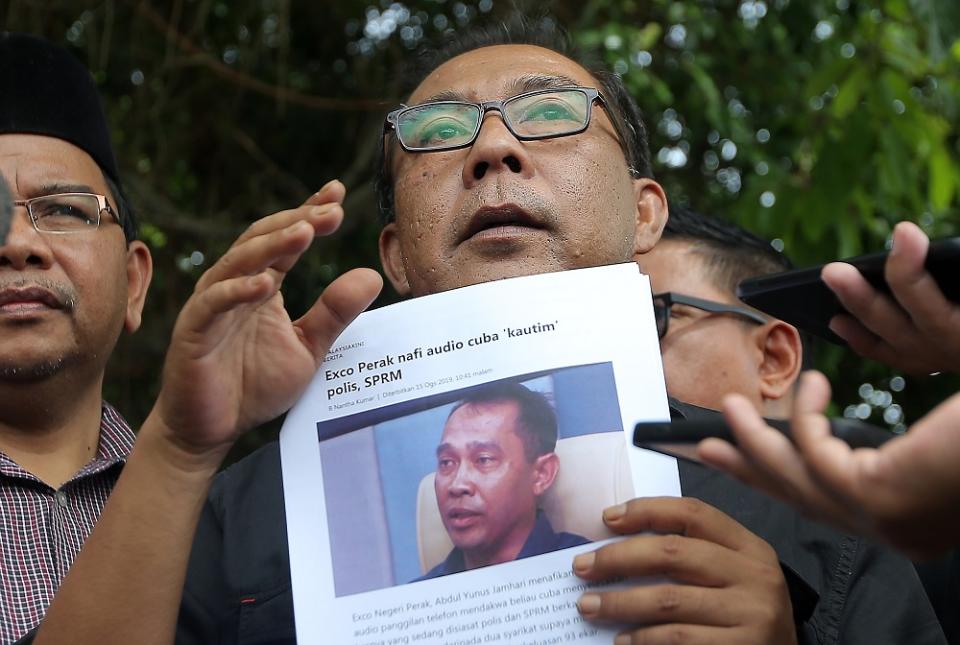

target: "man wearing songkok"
[0,32,151,643]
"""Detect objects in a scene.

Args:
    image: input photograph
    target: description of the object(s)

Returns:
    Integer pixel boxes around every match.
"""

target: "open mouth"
[460,204,546,244]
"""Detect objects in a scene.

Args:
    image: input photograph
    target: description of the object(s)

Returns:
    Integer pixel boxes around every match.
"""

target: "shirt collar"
[0,401,135,484]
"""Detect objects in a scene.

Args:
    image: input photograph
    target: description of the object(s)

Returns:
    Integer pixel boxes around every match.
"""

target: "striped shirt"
[0,403,134,644]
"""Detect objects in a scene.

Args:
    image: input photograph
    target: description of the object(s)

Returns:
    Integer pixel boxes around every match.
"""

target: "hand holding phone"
[737,226,960,367]
[691,374,960,558]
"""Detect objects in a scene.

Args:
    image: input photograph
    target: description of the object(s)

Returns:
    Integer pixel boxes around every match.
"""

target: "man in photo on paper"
[421,383,588,580]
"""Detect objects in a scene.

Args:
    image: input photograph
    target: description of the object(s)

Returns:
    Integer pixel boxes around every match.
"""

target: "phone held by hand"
[633,417,894,464]
[736,237,960,344]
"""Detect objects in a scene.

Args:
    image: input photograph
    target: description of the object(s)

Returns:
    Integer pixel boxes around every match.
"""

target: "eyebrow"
[436,440,502,456]
[419,74,584,105]
[32,183,99,198]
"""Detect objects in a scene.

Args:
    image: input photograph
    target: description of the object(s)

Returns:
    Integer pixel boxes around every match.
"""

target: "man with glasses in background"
[641,205,804,418]
[0,33,152,642]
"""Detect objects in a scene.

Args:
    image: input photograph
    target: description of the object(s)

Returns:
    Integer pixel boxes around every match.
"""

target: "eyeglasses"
[385,87,606,152]
[652,292,769,339]
[12,193,120,234]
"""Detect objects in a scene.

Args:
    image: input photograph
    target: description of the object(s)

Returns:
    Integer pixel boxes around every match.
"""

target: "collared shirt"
[0,403,134,644]
[419,512,590,581]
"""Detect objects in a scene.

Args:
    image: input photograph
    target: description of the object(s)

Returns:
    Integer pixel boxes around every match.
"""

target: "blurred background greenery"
[3,0,958,463]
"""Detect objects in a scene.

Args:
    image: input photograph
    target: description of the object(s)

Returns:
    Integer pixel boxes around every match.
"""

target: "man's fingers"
[885,222,960,358]
[197,220,315,291]
[574,532,767,586]
[822,262,913,343]
[177,273,277,341]
[598,497,768,555]
[304,179,346,207]
[233,201,345,247]
[788,372,871,507]
[576,585,735,627]
[293,268,383,363]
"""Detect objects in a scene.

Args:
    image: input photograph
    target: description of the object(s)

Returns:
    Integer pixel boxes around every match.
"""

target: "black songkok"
[0,32,120,185]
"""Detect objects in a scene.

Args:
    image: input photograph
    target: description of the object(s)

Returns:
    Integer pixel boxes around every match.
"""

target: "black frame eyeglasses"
[12,192,121,234]
[653,292,769,339]
[384,87,606,153]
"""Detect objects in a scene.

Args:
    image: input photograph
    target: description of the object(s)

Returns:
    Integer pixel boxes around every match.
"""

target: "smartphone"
[736,237,960,344]
[633,417,894,463]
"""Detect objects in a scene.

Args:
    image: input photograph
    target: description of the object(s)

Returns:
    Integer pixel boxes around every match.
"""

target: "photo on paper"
[317,362,635,598]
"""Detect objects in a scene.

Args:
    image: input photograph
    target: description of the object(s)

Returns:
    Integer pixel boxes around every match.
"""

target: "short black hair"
[448,381,558,462]
[662,205,814,368]
[375,15,654,223]
[662,205,793,294]
[104,174,139,243]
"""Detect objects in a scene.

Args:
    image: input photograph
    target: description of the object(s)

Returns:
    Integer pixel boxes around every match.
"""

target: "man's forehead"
[408,44,600,104]
[0,134,107,198]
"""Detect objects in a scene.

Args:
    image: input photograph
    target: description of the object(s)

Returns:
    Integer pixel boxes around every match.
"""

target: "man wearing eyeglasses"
[25,19,945,645]
[0,33,152,643]
[641,206,804,418]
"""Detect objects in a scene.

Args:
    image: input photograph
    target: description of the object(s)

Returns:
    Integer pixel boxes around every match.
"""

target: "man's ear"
[124,241,152,333]
[755,320,803,413]
[531,452,560,497]
[632,178,668,255]
[378,222,411,297]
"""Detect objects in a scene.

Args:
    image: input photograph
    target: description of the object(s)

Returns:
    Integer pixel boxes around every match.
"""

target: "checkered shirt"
[0,403,134,644]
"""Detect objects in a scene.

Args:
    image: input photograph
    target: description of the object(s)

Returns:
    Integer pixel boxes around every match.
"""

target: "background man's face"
[435,400,540,564]
[0,134,142,382]
[641,240,765,411]
[382,44,655,297]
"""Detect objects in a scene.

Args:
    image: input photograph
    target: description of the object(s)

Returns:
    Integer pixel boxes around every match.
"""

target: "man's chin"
[0,356,69,383]
[424,260,566,295]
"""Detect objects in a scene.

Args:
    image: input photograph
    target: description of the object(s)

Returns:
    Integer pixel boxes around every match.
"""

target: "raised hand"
[152,179,382,458]
[573,497,796,645]
[699,372,960,558]
[824,221,960,374]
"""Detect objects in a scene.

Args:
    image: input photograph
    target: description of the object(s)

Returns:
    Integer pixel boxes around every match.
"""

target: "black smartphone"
[633,417,894,464]
[736,237,960,344]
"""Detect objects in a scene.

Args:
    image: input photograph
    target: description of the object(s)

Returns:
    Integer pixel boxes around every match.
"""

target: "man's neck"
[463,511,538,571]
[0,373,107,488]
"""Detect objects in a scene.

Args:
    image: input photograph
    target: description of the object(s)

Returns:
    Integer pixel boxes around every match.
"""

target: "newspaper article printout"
[280,263,680,645]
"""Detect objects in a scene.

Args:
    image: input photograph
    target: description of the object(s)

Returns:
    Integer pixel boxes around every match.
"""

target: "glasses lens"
[504,90,590,138]
[30,194,101,232]
[396,103,481,150]
[653,297,669,338]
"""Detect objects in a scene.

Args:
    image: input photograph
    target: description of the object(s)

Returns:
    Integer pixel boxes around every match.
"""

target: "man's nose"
[0,207,54,270]
[461,112,536,187]
[447,463,475,496]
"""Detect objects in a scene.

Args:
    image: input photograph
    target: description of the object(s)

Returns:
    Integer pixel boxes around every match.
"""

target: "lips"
[0,286,65,314]
[446,507,483,529]
[459,204,547,244]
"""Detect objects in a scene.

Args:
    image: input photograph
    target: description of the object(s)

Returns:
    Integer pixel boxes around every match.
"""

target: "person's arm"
[698,371,960,558]
[573,497,797,644]
[33,180,382,645]
[823,220,960,374]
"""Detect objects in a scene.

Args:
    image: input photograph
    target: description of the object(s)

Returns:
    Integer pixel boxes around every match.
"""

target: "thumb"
[294,268,383,362]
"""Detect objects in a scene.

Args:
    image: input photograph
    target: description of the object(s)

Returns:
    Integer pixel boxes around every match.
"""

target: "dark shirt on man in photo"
[417,512,589,581]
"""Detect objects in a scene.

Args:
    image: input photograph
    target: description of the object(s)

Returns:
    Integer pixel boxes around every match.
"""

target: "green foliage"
[4,0,958,454]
